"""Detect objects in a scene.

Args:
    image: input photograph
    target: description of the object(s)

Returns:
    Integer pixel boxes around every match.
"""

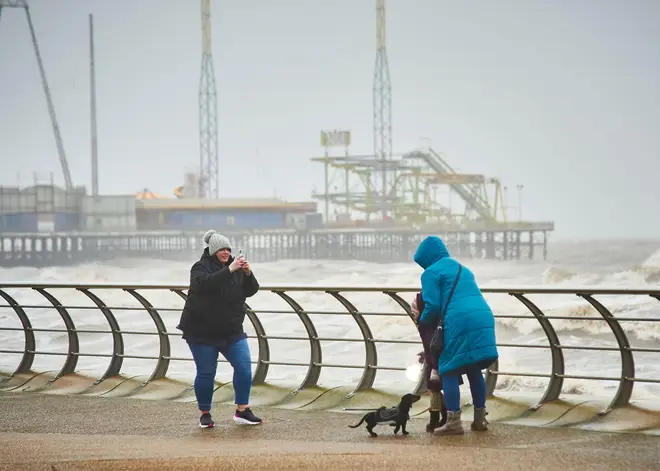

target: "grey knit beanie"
[203,230,232,255]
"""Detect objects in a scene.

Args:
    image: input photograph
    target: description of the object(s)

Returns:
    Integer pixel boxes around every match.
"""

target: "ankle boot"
[438,408,447,428]
[471,407,488,431]
[429,391,447,429]
[426,410,440,432]
[433,410,465,435]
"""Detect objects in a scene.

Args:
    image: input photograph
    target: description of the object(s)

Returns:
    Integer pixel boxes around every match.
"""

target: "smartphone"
[238,249,245,259]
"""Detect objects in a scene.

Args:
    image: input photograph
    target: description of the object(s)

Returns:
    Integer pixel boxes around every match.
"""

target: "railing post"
[34,288,79,378]
[579,294,635,413]
[0,289,35,376]
[511,293,565,407]
[272,290,322,391]
[77,288,124,382]
[243,301,270,385]
[123,289,171,382]
[484,358,499,397]
[326,291,378,396]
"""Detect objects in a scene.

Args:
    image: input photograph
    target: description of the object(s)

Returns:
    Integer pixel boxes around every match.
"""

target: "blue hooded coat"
[414,236,498,376]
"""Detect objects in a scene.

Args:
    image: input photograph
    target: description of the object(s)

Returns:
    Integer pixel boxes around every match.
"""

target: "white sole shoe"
[232,415,262,425]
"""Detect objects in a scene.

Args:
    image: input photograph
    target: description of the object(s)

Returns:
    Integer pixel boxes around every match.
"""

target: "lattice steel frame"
[199,0,218,198]
[373,0,392,214]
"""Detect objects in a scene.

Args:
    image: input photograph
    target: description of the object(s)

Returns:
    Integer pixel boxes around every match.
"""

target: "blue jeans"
[442,364,486,412]
[188,338,253,411]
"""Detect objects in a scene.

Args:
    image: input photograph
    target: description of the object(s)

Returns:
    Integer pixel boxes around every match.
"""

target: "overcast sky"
[1,0,659,239]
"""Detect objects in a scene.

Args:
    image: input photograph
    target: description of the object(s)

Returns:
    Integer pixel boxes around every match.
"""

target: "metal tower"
[89,13,99,197]
[199,0,218,199]
[373,0,392,214]
[0,0,73,190]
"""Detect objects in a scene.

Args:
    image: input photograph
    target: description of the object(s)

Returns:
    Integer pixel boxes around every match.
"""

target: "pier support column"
[486,232,495,259]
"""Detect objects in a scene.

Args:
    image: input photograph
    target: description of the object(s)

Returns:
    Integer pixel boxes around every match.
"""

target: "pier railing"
[0,228,551,266]
[0,283,658,413]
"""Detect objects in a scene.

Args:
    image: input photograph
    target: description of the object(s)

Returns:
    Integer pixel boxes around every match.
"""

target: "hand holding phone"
[237,249,251,274]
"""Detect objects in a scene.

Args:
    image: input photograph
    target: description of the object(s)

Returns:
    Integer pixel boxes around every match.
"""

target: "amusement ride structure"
[310,1,513,229]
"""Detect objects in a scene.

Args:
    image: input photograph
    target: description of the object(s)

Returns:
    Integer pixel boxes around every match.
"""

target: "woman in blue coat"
[414,236,498,435]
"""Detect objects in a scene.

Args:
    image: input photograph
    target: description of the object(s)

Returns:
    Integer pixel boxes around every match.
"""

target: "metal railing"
[0,283,658,413]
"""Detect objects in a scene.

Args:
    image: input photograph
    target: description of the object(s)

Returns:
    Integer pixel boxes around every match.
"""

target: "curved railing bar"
[0,288,35,375]
[383,290,427,395]
[326,291,377,395]
[76,288,124,382]
[578,294,635,413]
[484,358,499,397]
[382,291,415,321]
[511,293,565,407]
[34,288,79,378]
[271,290,322,391]
[243,301,270,385]
[170,289,270,385]
[169,289,188,302]
[123,289,171,382]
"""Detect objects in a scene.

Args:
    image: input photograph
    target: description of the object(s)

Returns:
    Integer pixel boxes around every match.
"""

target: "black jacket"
[177,248,260,345]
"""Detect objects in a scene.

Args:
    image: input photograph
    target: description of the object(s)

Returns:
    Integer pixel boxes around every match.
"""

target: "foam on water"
[1,240,659,400]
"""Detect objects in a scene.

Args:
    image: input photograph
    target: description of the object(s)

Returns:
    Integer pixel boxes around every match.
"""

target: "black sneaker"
[199,412,214,428]
[233,408,262,425]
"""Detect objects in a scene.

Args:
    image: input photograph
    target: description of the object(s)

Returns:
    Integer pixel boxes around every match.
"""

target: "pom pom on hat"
[203,230,216,244]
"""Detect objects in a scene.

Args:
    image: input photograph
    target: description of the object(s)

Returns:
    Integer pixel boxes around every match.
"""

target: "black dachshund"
[347,393,421,437]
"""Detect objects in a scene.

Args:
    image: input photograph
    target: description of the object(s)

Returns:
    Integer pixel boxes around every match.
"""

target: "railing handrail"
[1,281,660,296]
[1,282,658,415]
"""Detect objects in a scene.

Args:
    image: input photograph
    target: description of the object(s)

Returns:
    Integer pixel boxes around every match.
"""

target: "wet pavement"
[0,391,658,470]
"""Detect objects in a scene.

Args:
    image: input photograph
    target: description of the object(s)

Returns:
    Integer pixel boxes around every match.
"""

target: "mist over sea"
[1,239,659,400]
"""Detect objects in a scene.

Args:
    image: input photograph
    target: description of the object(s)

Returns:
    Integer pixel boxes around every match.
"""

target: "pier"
[0,225,552,267]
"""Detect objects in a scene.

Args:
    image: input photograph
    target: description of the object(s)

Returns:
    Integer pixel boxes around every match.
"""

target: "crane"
[0,0,73,190]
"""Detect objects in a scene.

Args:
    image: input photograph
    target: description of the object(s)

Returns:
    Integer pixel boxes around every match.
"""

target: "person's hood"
[413,236,450,269]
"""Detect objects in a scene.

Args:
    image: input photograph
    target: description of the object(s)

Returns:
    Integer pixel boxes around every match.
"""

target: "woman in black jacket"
[177,230,261,428]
